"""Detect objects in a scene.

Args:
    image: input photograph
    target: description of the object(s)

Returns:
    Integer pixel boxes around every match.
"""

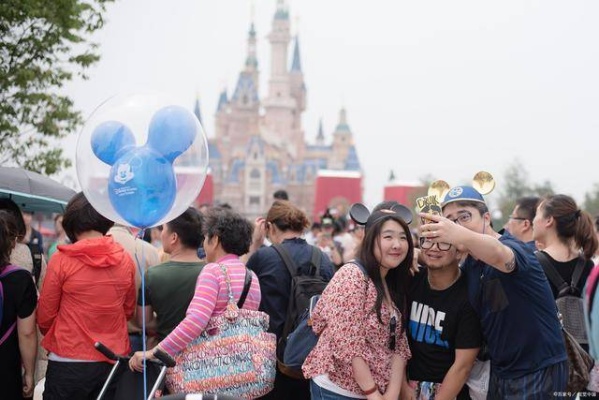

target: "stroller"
[160,395,243,400]
[95,342,176,400]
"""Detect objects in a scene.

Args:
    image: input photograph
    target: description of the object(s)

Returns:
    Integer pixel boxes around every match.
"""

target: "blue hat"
[441,185,486,207]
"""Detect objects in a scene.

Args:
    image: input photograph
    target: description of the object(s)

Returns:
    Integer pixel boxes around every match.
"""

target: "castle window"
[249,196,260,206]
[250,168,260,179]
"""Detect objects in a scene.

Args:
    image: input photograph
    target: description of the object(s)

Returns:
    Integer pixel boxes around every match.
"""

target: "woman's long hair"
[357,214,413,329]
[541,194,598,260]
[0,210,18,270]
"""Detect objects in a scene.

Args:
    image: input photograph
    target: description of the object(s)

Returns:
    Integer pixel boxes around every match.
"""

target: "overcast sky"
[62,0,599,210]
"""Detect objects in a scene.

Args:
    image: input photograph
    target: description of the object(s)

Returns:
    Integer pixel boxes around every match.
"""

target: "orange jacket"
[37,236,136,362]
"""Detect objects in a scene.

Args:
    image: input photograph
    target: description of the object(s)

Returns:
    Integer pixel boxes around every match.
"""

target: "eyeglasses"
[419,238,452,251]
[508,216,527,221]
[156,225,164,232]
[449,211,472,226]
[389,316,396,351]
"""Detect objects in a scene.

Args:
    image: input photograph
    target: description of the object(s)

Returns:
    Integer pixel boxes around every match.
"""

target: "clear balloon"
[77,92,209,228]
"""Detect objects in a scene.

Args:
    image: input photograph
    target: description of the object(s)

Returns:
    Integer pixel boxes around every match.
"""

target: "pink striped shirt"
[159,254,261,356]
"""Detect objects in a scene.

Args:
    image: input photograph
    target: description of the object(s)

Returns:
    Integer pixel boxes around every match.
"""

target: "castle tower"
[262,0,298,157]
[330,108,355,169]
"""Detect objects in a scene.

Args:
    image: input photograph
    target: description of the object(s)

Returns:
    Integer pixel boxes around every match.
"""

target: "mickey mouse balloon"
[76,93,209,228]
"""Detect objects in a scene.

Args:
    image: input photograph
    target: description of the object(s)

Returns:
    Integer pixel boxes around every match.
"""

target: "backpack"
[536,251,594,392]
[271,244,327,379]
[0,265,24,346]
[536,251,588,344]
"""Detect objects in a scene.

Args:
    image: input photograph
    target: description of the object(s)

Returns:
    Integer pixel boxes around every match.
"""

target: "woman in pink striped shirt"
[129,207,261,368]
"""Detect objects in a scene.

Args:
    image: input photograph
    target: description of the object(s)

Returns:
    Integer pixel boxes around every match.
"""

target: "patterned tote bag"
[166,265,276,398]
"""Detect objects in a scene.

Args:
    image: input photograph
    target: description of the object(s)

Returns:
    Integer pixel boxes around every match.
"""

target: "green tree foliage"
[496,159,555,227]
[583,183,599,216]
[0,0,113,175]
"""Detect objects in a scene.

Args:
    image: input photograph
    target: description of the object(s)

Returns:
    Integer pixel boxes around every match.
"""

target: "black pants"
[44,360,115,400]
[257,368,310,400]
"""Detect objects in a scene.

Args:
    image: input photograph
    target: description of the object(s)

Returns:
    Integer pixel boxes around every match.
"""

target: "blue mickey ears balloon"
[147,106,197,163]
[89,106,196,228]
[77,92,209,229]
[91,121,136,165]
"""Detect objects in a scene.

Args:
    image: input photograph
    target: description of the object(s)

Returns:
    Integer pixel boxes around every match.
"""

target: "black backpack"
[272,244,328,379]
[536,251,588,344]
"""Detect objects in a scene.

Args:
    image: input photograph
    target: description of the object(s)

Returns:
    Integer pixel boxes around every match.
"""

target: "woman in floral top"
[303,208,413,400]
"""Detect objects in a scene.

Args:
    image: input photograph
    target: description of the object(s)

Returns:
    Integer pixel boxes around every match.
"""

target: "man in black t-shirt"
[402,237,482,400]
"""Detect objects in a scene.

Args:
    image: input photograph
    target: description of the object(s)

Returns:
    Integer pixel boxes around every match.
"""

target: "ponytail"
[576,210,598,260]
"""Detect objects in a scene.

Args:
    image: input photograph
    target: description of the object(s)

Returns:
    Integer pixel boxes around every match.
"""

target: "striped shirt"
[159,254,261,356]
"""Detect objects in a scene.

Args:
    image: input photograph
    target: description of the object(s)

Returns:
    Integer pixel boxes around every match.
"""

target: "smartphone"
[308,295,320,325]
[415,194,442,225]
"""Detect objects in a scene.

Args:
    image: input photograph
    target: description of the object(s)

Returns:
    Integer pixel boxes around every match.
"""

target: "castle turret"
[289,35,306,112]
[330,108,358,170]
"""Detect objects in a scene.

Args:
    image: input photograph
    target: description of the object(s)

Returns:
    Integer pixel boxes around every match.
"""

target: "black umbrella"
[0,166,77,213]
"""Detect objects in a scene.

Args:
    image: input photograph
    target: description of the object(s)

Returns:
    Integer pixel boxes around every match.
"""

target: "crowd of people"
[1,185,599,400]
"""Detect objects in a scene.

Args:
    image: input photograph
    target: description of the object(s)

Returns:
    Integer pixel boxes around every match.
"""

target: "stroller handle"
[95,342,120,361]
[154,348,176,368]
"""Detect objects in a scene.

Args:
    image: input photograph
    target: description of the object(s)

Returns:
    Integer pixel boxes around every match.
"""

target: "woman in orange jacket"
[37,192,136,399]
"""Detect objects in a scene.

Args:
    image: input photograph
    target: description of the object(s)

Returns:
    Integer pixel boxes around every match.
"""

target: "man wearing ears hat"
[419,186,567,398]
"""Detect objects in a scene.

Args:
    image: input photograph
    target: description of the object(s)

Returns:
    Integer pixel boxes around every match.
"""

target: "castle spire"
[335,108,350,132]
[275,0,289,20]
[216,87,228,112]
[316,118,324,145]
[245,22,258,70]
[291,35,302,72]
[194,94,203,126]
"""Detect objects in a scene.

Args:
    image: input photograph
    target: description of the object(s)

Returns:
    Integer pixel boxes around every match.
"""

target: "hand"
[418,213,468,246]
[128,350,155,372]
[399,384,416,400]
[22,372,34,398]
[251,217,267,249]
[366,392,385,400]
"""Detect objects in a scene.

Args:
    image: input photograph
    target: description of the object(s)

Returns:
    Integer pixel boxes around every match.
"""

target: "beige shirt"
[108,225,161,334]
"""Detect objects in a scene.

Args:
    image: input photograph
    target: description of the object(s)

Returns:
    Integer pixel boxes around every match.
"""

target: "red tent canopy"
[313,170,362,221]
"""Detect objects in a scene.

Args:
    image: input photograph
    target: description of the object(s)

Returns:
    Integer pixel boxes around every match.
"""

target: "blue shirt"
[462,231,566,379]
[246,238,334,339]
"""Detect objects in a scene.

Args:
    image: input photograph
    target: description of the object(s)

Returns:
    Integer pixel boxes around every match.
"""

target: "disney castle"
[197,0,363,220]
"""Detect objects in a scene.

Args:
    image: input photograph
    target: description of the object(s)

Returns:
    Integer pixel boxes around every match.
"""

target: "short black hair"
[62,192,114,243]
[203,208,253,256]
[166,207,204,249]
[515,196,541,222]
[273,189,289,200]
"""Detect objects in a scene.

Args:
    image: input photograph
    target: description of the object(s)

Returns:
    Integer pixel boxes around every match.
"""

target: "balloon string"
[135,228,148,400]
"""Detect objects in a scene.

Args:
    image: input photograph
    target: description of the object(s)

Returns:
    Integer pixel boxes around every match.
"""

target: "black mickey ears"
[349,201,413,228]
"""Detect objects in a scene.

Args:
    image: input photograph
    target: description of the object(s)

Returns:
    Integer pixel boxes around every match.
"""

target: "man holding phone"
[419,186,567,398]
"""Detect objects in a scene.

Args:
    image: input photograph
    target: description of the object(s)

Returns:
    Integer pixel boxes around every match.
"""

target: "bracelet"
[362,385,378,395]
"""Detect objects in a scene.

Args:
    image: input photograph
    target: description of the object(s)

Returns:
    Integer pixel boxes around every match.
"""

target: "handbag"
[562,327,594,392]
[165,265,276,398]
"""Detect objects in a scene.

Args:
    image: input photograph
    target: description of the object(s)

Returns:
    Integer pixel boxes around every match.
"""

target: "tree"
[496,159,555,227]
[583,183,599,216]
[0,0,113,175]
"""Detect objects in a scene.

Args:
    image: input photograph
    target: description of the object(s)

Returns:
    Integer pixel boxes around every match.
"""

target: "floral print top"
[302,263,411,395]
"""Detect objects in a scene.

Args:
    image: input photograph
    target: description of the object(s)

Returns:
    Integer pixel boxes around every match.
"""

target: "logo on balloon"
[91,105,197,228]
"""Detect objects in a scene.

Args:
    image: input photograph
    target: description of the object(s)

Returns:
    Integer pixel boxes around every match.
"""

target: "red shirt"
[303,263,411,394]
[37,236,136,361]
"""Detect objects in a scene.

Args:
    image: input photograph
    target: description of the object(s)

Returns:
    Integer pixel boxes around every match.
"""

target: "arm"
[352,357,384,400]
[136,305,156,332]
[36,257,62,335]
[123,262,137,320]
[383,354,406,400]
[434,348,479,400]
[400,372,416,400]
[242,217,266,263]
[18,313,37,398]
[419,213,516,273]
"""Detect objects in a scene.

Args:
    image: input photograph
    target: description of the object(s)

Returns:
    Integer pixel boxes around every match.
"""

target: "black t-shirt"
[0,267,37,399]
[538,251,593,299]
[407,268,482,384]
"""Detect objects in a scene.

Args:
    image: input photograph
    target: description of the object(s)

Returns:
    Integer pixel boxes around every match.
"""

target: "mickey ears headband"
[349,202,414,228]
[428,171,496,201]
